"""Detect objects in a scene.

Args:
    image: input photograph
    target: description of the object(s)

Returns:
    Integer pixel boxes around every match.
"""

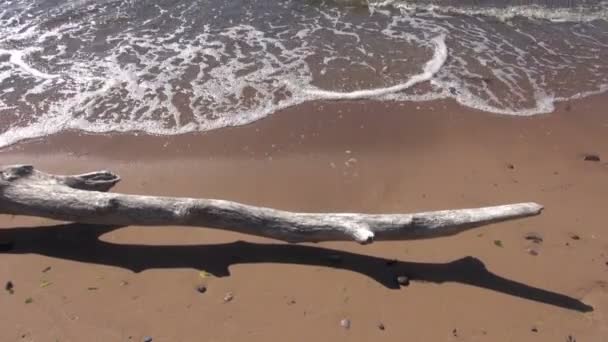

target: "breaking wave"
[0,0,607,147]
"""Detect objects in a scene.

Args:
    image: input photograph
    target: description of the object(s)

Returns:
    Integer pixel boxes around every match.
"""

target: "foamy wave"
[0,0,607,148]
[372,0,608,22]
[305,35,447,100]
[0,48,61,79]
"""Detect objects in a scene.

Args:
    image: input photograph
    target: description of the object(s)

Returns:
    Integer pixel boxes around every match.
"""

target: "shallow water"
[0,0,607,147]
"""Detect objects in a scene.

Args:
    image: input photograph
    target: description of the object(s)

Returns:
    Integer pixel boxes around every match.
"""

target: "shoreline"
[1,94,608,341]
[3,93,607,161]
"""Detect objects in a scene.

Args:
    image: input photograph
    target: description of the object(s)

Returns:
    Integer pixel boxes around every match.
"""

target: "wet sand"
[1,95,608,341]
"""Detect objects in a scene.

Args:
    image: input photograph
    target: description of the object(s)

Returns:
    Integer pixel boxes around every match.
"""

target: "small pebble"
[223,292,234,303]
[397,275,410,286]
[570,234,581,240]
[524,232,543,244]
[378,322,385,331]
[196,285,207,294]
[506,163,515,170]
[531,327,538,333]
[527,248,539,256]
[583,154,600,162]
[5,281,14,294]
[143,337,153,342]
[340,318,351,329]
[452,328,458,337]
[42,266,52,273]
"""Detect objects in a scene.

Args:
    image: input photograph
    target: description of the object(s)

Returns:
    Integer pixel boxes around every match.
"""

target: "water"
[0,0,607,148]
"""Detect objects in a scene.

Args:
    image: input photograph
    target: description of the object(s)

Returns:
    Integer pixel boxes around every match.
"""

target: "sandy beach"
[1,95,608,341]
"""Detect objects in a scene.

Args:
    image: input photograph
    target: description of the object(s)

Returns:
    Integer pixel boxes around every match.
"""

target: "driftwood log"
[0,165,543,244]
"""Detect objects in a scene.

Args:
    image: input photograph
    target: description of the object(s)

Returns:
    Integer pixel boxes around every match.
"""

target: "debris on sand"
[340,318,351,329]
[223,292,234,303]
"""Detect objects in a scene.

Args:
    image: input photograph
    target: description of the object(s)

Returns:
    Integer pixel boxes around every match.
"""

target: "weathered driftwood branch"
[0,165,543,244]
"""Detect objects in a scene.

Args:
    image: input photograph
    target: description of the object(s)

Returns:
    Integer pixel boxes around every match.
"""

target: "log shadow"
[0,223,592,313]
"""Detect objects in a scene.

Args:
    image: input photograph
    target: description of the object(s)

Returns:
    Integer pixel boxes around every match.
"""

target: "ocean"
[0,0,607,148]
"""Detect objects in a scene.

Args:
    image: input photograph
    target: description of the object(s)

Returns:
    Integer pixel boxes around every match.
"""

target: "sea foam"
[0,0,606,148]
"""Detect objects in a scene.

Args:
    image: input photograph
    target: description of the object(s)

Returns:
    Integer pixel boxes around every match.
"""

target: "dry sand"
[1,95,608,341]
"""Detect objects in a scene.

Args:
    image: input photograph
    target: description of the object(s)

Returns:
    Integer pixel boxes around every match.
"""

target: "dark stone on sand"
[583,154,600,162]
[524,232,543,244]
[196,285,207,294]
[452,328,458,337]
[42,266,52,273]
[5,281,14,294]
[531,327,538,333]
[506,163,515,170]
[396,275,410,286]
[570,234,581,240]
[378,322,385,331]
